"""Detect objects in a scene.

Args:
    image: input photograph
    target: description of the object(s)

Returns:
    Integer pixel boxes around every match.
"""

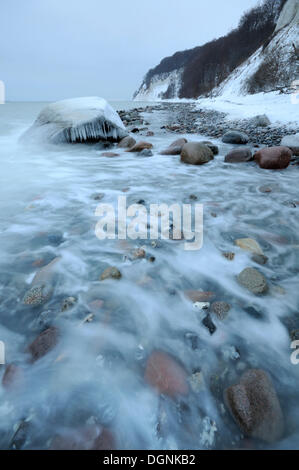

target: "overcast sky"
[1,0,260,101]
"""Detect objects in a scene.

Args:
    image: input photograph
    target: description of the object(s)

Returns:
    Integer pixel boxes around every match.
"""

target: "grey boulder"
[225,369,284,443]
[237,267,268,295]
[118,136,136,149]
[160,138,187,155]
[225,148,252,163]
[180,142,214,165]
[222,130,249,145]
[21,97,128,144]
[250,114,271,127]
[199,141,219,155]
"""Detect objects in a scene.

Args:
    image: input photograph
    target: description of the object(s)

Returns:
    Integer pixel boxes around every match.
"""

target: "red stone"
[50,426,115,450]
[101,152,120,157]
[28,327,59,362]
[254,146,292,170]
[145,351,189,397]
[2,364,24,390]
[184,290,215,302]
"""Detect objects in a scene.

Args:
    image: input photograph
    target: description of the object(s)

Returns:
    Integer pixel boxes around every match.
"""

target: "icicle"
[21,97,128,144]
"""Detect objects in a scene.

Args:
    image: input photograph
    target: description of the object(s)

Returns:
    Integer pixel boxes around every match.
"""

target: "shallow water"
[0,101,298,450]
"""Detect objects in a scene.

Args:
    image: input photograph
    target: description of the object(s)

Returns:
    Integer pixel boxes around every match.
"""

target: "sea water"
[0,101,298,449]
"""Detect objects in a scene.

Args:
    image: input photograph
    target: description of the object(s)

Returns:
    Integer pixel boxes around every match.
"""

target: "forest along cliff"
[134,0,298,101]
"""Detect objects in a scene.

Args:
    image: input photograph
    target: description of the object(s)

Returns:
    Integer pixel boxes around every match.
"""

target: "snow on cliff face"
[22,97,128,144]
[211,0,298,97]
[134,0,297,102]
[196,0,299,126]
[134,69,183,102]
[275,0,299,31]
[213,20,298,97]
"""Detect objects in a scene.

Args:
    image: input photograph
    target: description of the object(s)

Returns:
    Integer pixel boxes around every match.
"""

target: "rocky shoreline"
[119,102,299,148]
[1,99,299,450]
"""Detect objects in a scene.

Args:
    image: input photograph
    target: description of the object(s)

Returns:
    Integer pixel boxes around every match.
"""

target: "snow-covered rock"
[281,133,299,155]
[22,97,128,144]
[275,0,299,32]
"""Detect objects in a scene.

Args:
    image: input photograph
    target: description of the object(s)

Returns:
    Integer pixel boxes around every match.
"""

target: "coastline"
[124,99,299,147]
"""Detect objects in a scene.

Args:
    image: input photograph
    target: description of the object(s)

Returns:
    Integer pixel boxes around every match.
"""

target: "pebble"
[211,301,231,320]
[23,284,53,307]
[138,149,153,157]
[235,238,264,255]
[222,252,235,261]
[126,141,153,153]
[101,152,120,157]
[27,326,59,362]
[202,314,216,335]
[189,371,205,393]
[225,369,284,443]
[128,248,146,260]
[193,301,210,311]
[2,364,24,390]
[237,267,268,295]
[290,329,299,341]
[100,266,122,281]
[92,192,105,201]
[61,296,77,312]
[251,253,268,265]
[185,290,215,302]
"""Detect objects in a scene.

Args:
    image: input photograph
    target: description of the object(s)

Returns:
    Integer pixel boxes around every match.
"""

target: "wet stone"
[9,420,30,450]
[138,149,153,157]
[290,329,299,341]
[128,248,146,260]
[27,326,59,362]
[185,290,215,302]
[251,253,268,265]
[225,369,284,443]
[30,309,53,330]
[100,267,122,281]
[237,268,268,295]
[202,314,217,335]
[101,152,120,157]
[199,141,219,155]
[245,305,264,320]
[92,192,105,201]
[211,301,231,320]
[2,364,24,390]
[31,231,64,247]
[235,238,264,256]
[189,371,205,393]
[144,350,189,398]
[23,283,53,307]
[61,296,77,312]
[259,185,272,193]
[222,252,235,261]
[184,332,199,350]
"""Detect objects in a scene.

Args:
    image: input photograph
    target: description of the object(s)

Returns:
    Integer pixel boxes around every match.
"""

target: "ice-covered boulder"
[22,97,128,144]
[281,134,299,156]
